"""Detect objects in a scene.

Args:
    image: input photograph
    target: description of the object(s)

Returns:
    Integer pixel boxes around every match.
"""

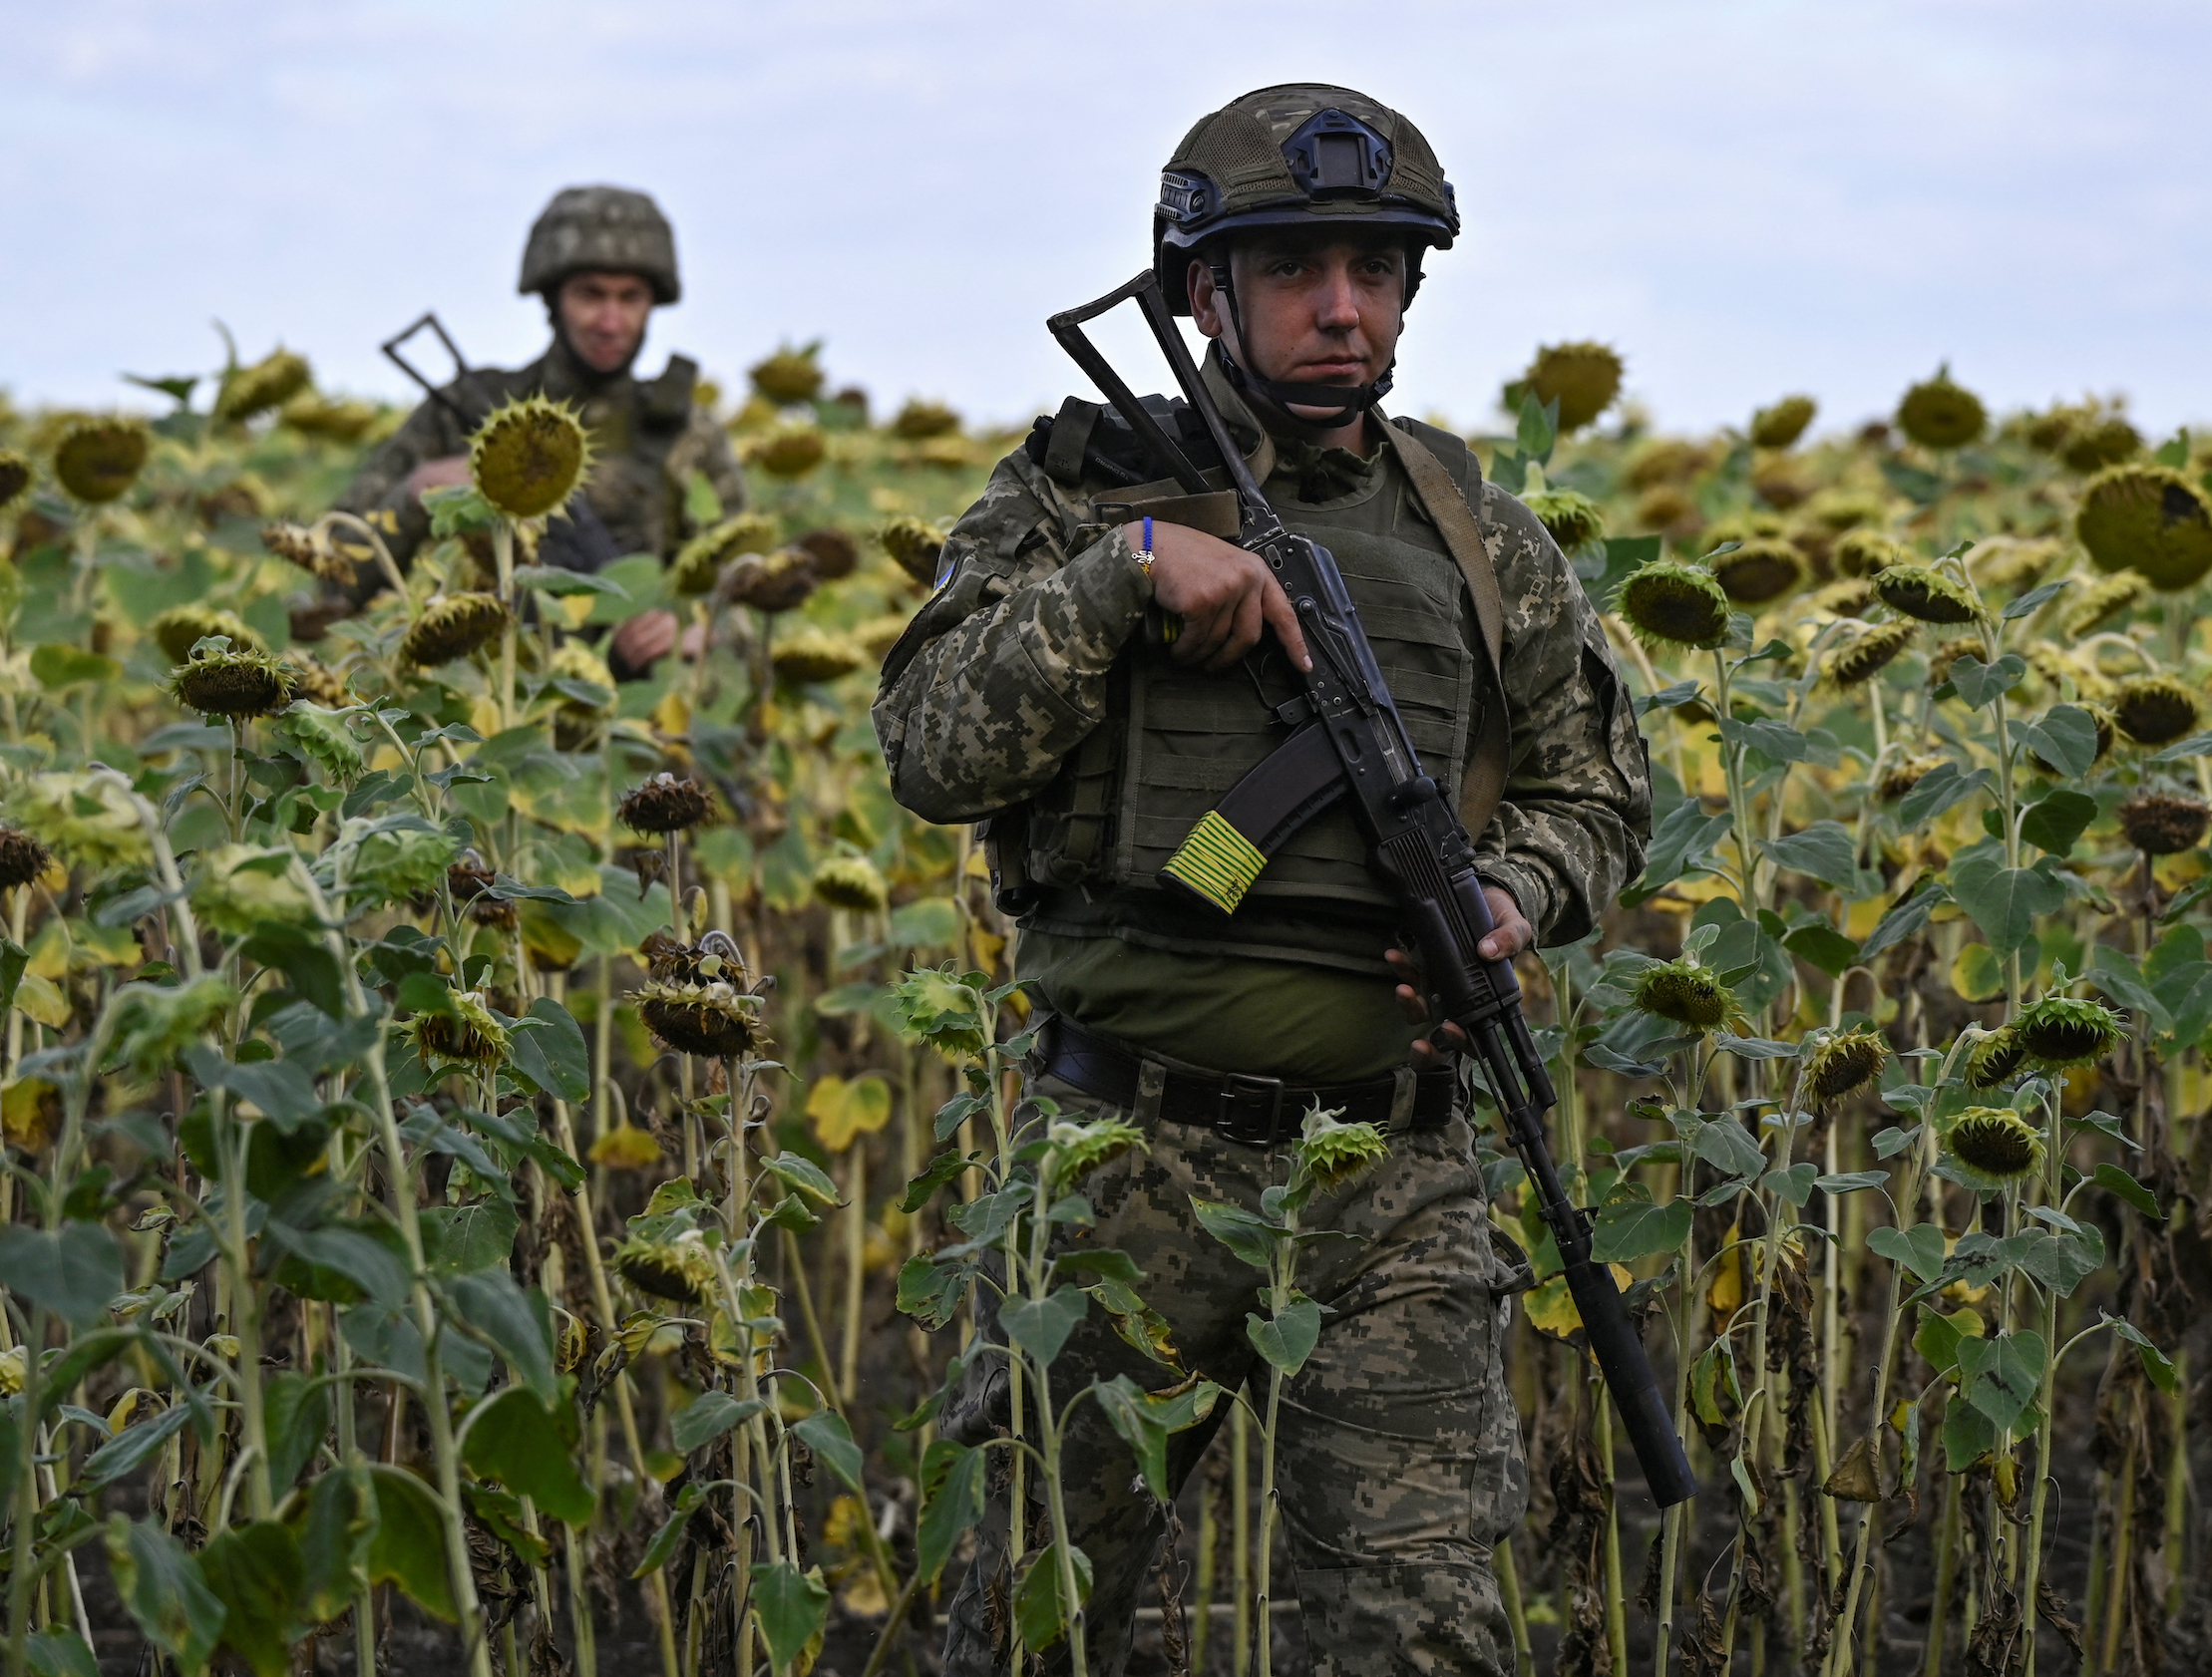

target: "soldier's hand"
[1124,521,1311,674]
[610,609,678,673]
[1387,888,1534,1069]
[405,456,472,498]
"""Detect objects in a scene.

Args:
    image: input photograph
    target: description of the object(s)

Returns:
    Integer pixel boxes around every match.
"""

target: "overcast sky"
[8,0,2211,441]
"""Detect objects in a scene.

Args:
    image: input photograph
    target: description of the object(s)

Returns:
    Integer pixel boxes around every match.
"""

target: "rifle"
[1046,272,1699,1509]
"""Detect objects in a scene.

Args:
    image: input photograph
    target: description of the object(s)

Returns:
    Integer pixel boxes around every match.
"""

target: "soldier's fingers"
[1394,982,1429,1026]
[1258,573,1311,670]
[1171,601,1227,665]
[1209,588,1265,670]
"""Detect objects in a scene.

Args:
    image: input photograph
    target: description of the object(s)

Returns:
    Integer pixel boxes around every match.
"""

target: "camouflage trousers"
[939,1044,1531,1676]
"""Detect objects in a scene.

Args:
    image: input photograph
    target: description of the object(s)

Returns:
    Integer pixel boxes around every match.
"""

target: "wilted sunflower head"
[2117,792,2210,855]
[1962,1026,2027,1090]
[470,396,592,519]
[1524,486,1606,553]
[1896,370,1987,451]
[2061,413,2143,475]
[6,771,150,870]
[260,520,351,582]
[213,348,312,425]
[152,604,263,665]
[1826,620,1916,687]
[1969,537,2065,594]
[1518,341,1623,433]
[772,627,867,687]
[1045,1116,1147,1190]
[726,547,819,613]
[2064,570,2146,637]
[1832,528,1904,578]
[793,526,861,581]
[0,828,53,891]
[1806,1024,1888,1102]
[670,510,780,595]
[1878,753,1950,802]
[53,419,149,504]
[171,642,297,720]
[2014,993,2125,1068]
[1807,578,1879,619]
[811,852,889,912]
[749,343,824,405]
[2075,462,2212,591]
[1615,560,1732,650]
[1945,1107,2044,1189]
[404,989,510,1075]
[619,773,711,836]
[190,842,317,936]
[1708,536,1804,604]
[892,399,962,440]
[634,977,764,1058]
[880,516,949,585]
[1631,956,1737,1033]
[2111,675,2199,747]
[279,393,377,442]
[752,426,827,478]
[0,451,31,513]
[1875,564,1981,625]
[1749,394,1817,451]
[112,975,238,1077]
[614,1228,718,1303]
[1296,1106,1391,1187]
[399,593,508,667]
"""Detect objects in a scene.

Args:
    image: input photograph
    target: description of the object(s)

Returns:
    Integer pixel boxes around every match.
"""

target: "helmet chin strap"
[1206,261,1394,423]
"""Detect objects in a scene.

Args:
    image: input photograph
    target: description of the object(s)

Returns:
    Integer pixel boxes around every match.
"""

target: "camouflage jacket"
[333,337,745,599]
[874,377,1651,946]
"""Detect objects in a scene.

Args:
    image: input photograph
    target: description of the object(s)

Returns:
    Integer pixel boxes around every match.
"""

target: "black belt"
[1036,1015,1457,1149]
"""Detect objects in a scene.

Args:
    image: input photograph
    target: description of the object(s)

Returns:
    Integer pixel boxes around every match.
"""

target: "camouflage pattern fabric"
[332,337,744,601]
[873,367,1650,950]
[938,1060,1529,1676]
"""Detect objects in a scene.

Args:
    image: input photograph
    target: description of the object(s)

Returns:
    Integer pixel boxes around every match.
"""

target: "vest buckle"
[1215,1074,1287,1147]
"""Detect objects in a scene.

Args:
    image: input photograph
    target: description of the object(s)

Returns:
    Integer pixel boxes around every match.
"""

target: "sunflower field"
[0,331,2203,1677]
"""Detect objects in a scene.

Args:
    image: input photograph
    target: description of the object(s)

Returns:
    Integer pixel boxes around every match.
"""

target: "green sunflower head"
[1962,1027,2027,1090]
[1896,369,1987,451]
[1805,1025,1888,1102]
[1826,620,1916,687]
[2013,993,2124,1068]
[1631,957,1738,1034]
[2111,675,2199,748]
[1615,560,1732,650]
[2075,463,2212,591]
[1943,1107,2044,1190]
[1875,565,1981,625]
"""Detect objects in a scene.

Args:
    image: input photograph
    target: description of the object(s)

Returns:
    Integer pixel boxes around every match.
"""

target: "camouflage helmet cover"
[520,185,681,304]
[1154,84,1458,313]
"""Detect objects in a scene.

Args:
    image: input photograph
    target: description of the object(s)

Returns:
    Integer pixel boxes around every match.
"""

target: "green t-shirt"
[1019,928,1421,1084]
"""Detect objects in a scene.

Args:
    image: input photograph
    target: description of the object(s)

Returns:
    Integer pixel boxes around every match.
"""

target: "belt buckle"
[1216,1073,1286,1147]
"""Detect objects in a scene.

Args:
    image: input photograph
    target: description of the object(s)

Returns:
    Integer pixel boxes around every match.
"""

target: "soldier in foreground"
[875,85,1652,1673]
[328,184,743,673]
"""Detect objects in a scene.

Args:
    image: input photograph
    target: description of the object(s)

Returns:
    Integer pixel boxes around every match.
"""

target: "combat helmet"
[1155,85,1457,417]
[520,185,681,305]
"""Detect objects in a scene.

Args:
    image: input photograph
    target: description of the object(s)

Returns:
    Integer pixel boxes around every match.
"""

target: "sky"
[8,0,2212,441]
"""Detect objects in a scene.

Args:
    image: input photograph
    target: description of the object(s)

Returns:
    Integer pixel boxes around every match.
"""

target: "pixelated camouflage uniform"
[331,336,745,602]
[874,361,1648,1675]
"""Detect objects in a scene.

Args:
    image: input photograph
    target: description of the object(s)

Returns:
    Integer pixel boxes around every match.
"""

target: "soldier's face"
[556,272,656,374]
[1189,233,1407,425]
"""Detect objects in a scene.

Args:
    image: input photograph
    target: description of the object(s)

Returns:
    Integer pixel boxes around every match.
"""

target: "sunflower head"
[260,520,351,582]
[1944,1107,2045,1189]
[1631,957,1737,1033]
[1749,395,1817,451]
[634,978,764,1059]
[2064,570,2147,637]
[1806,1025,1888,1102]
[152,605,263,665]
[1807,578,1879,619]
[1705,536,1803,605]
[811,853,889,912]
[588,1122,663,1171]
[1875,565,1981,625]
[1524,486,1606,554]
[669,511,780,595]
[2111,675,2200,747]
[0,452,32,513]
[53,420,149,504]
[726,547,819,613]
[1878,753,1950,802]
[1615,560,1732,650]
[771,627,867,688]
[404,989,510,1075]
[2075,462,2212,591]
[892,399,962,440]
[1293,1105,1392,1188]
[614,1229,718,1303]
[469,396,592,520]
[1962,1027,2027,1090]
[2061,413,2143,475]
[2014,993,2125,1068]
[1832,528,1904,578]
[6,772,151,870]
[793,527,861,581]
[0,828,53,891]
[400,593,508,667]
[880,516,949,584]
[2117,792,2210,855]
[190,842,317,936]
[749,343,825,405]
[618,774,711,836]
[213,348,312,425]
[1826,620,1917,687]
[1896,370,1987,451]
[1517,342,1623,433]
[171,643,297,720]
[752,426,827,479]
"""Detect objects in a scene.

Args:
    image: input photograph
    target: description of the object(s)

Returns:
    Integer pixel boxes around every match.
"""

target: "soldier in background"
[327,184,742,673]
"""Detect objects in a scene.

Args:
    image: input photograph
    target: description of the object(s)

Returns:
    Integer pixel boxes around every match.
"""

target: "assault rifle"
[1046,272,1698,1509]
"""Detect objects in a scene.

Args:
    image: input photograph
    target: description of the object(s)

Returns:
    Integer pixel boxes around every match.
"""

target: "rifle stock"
[1047,273,1698,1509]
